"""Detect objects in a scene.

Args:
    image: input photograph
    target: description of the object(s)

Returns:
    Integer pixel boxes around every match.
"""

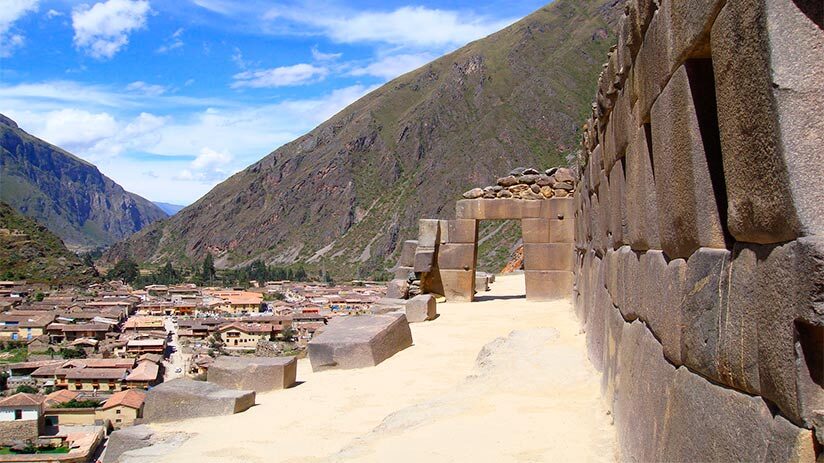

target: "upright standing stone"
[651,62,727,259]
[626,125,660,251]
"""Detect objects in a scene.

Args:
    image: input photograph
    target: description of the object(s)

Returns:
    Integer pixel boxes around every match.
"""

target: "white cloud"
[156,27,183,53]
[263,5,513,48]
[46,9,62,19]
[231,63,328,89]
[311,46,341,62]
[72,0,151,59]
[126,80,168,97]
[349,53,435,80]
[0,0,39,57]
[176,147,235,182]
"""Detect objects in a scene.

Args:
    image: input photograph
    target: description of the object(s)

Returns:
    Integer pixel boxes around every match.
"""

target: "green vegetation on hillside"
[0,201,98,285]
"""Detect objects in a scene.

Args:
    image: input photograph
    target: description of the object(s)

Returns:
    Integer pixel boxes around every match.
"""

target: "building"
[125,338,167,357]
[216,323,277,350]
[0,313,54,341]
[46,323,112,342]
[96,389,146,429]
[207,291,264,315]
[122,316,166,333]
[0,393,44,445]
[66,368,128,392]
[124,360,160,389]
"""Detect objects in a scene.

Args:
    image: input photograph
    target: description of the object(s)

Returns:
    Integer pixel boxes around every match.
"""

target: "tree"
[33,292,44,302]
[15,385,38,394]
[107,258,139,283]
[156,262,179,285]
[59,347,86,359]
[201,253,216,285]
[278,326,296,342]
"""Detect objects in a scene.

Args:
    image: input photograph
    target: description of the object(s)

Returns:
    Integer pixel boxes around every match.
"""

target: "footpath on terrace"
[147,273,614,463]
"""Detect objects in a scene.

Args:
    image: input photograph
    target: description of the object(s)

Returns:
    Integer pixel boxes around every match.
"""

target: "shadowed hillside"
[0,114,168,251]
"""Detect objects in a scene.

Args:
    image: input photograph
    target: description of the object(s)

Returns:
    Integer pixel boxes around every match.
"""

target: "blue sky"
[1,0,546,205]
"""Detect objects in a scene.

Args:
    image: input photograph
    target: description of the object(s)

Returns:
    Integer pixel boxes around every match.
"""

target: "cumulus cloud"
[0,0,39,57]
[231,63,328,89]
[176,147,235,181]
[72,0,151,59]
[46,9,62,19]
[349,53,435,80]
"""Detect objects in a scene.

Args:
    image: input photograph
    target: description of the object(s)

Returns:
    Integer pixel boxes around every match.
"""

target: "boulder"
[509,167,527,176]
[405,295,437,323]
[308,313,413,371]
[522,168,540,175]
[386,279,409,299]
[518,174,540,185]
[462,188,484,199]
[207,356,297,392]
[103,425,191,463]
[142,379,256,423]
[497,176,519,187]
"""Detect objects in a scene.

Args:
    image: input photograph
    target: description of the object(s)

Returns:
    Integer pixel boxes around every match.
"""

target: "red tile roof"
[101,389,146,410]
[0,393,45,407]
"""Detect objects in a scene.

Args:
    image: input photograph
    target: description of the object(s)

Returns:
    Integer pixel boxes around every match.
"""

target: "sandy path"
[149,274,615,463]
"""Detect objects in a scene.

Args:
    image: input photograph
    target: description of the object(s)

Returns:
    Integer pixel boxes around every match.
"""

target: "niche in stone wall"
[793,0,823,29]
[686,58,733,249]
[795,320,824,403]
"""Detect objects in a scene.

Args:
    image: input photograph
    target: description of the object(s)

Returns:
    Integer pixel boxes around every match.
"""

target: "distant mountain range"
[104,0,622,278]
[153,202,186,216]
[0,201,98,285]
[0,114,168,251]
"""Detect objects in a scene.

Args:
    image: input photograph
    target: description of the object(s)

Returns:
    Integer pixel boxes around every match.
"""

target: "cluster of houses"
[0,278,386,458]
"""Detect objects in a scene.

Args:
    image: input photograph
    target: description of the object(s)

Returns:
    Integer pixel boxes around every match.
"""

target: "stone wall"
[573,0,823,460]
[0,419,40,446]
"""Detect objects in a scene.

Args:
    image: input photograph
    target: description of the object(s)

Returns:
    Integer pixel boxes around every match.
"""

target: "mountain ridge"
[0,115,168,251]
[105,0,622,277]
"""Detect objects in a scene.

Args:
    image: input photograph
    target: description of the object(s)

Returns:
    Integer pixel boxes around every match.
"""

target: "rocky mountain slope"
[105,0,622,277]
[0,202,98,285]
[0,114,168,251]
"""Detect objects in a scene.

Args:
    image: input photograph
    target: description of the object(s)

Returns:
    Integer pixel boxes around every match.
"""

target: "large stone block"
[405,295,437,323]
[651,62,728,259]
[399,240,418,267]
[668,0,725,65]
[455,199,483,219]
[608,159,627,249]
[617,246,642,321]
[680,248,731,384]
[386,279,409,299]
[207,356,297,392]
[523,243,574,271]
[544,198,575,220]
[601,303,626,414]
[735,238,824,426]
[439,269,475,302]
[142,379,256,423]
[521,218,551,243]
[439,219,477,244]
[436,243,475,270]
[549,218,574,243]
[524,270,573,301]
[711,0,824,242]
[625,124,660,251]
[393,266,413,280]
[634,3,674,124]
[766,414,818,463]
[660,367,774,462]
[417,219,440,248]
[586,276,610,372]
[308,313,413,371]
[614,321,676,463]
[641,251,686,366]
[481,199,523,220]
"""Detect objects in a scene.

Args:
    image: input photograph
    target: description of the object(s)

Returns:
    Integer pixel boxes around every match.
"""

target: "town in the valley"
[0,273,389,459]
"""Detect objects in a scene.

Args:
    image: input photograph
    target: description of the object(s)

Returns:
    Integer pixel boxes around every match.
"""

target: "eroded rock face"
[141,379,256,423]
[207,356,297,392]
[308,313,413,371]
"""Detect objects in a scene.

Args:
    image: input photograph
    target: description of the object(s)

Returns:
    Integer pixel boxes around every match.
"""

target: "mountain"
[153,202,186,216]
[105,0,622,277]
[0,114,168,251]
[0,201,98,285]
